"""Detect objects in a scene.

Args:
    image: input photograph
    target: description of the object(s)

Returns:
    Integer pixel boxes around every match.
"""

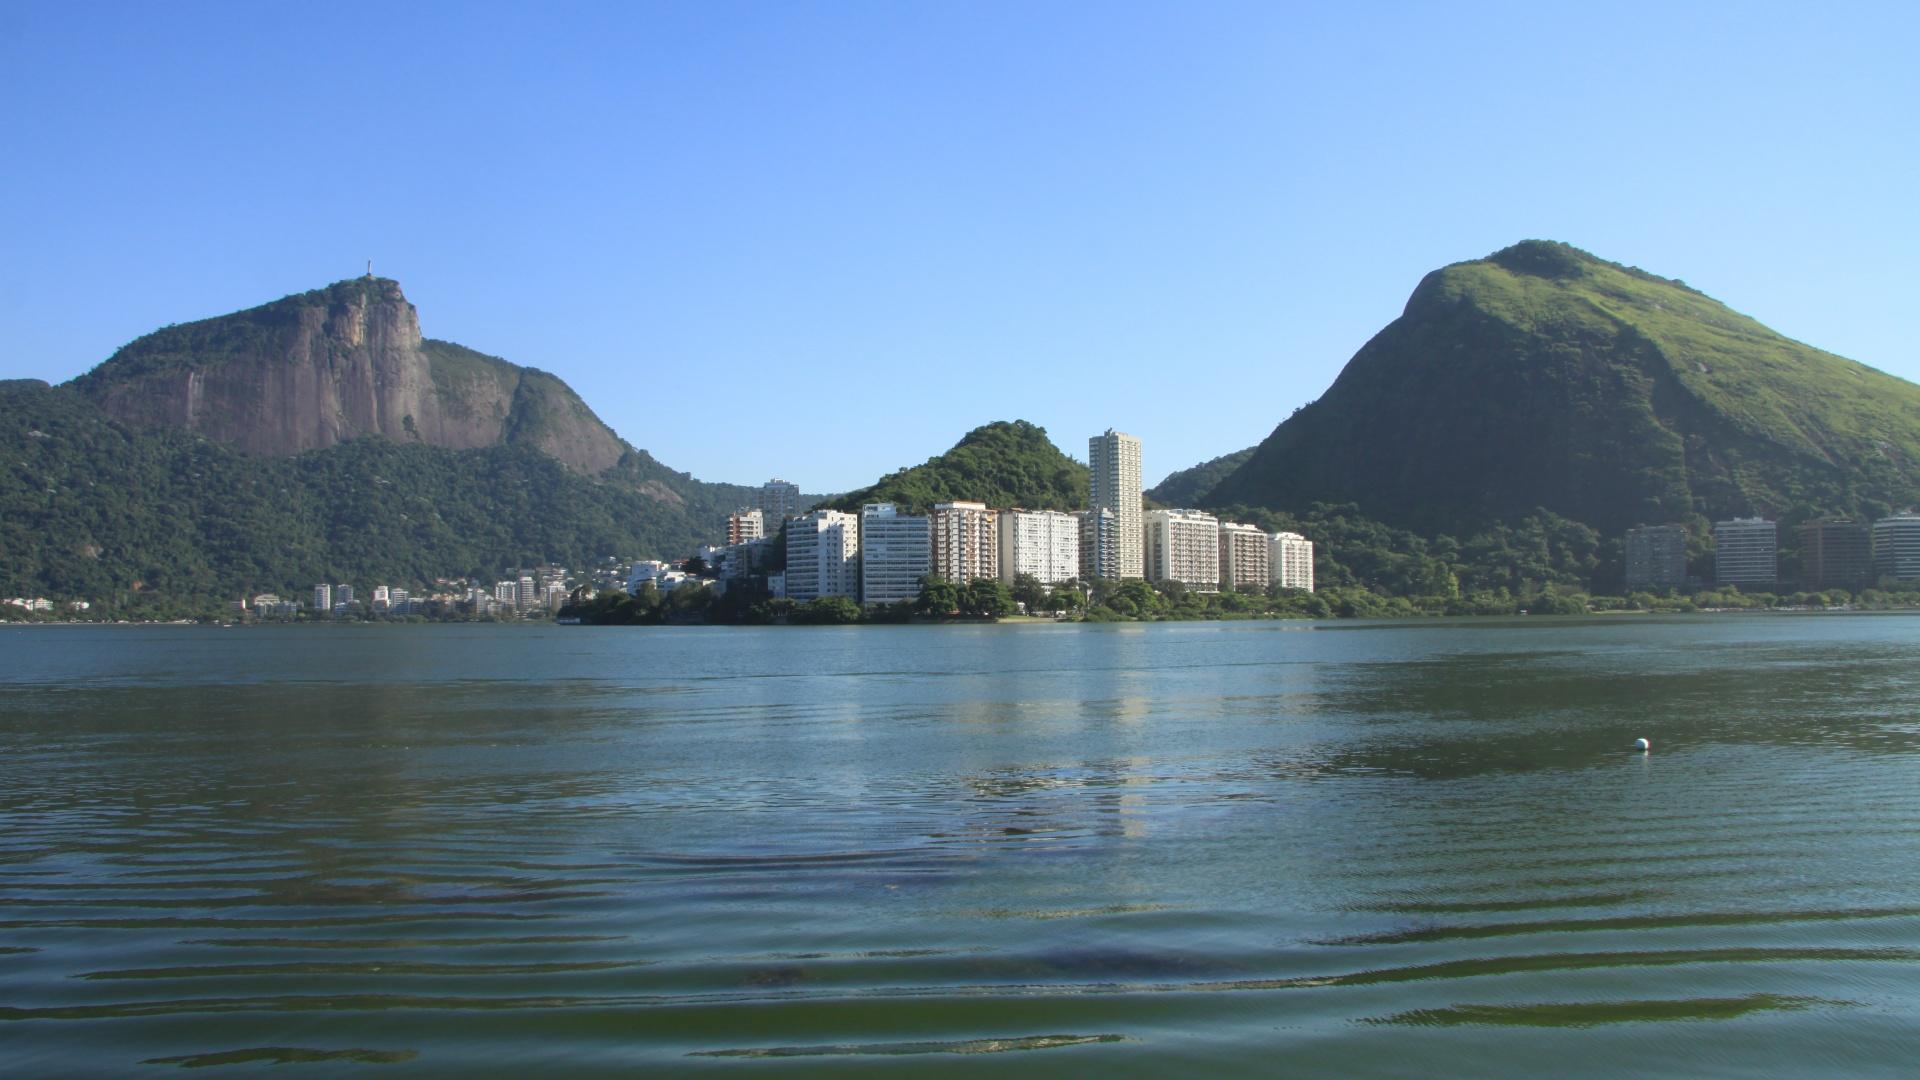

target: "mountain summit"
[70,277,626,475]
[1205,241,1920,532]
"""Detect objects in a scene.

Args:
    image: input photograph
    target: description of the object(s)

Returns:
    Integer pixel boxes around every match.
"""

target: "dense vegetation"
[1146,446,1253,507]
[1206,240,1920,536]
[826,420,1086,514]
[0,381,748,615]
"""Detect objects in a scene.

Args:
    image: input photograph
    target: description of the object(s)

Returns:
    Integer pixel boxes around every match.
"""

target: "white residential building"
[335,584,354,608]
[494,580,517,604]
[1873,513,1920,582]
[1077,508,1120,583]
[1088,429,1144,578]
[517,576,537,610]
[1218,522,1271,591]
[931,501,999,583]
[999,509,1080,585]
[860,503,931,606]
[372,585,391,611]
[312,584,332,615]
[1144,509,1220,592]
[1272,532,1315,592]
[1714,517,1778,588]
[728,509,765,545]
[626,561,673,592]
[786,509,860,601]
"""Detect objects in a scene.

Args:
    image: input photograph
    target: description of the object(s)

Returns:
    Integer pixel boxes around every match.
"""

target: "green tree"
[1010,573,1049,612]
[960,577,1015,618]
[792,596,863,624]
[916,577,961,616]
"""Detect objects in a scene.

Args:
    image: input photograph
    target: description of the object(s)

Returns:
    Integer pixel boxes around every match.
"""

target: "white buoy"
[1633,737,1651,752]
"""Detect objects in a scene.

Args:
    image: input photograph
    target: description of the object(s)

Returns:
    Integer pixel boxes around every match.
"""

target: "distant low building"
[1625,525,1688,590]
[626,561,671,593]
[1714,518,1778,588]
[1271,532,1315,592]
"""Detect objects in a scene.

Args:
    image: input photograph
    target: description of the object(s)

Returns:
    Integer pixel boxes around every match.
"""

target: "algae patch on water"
[1368,992,1839,1028]
[690,1033,1126,1057]
[142,1046,419,1067]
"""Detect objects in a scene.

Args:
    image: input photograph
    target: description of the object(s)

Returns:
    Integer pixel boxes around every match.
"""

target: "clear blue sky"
[3,2,1915,492]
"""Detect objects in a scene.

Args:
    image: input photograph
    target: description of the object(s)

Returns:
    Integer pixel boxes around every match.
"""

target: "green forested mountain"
[825,420,1087,514]
[0,380,747,611]
[1205,241,1920,535]
[1147,446,1254,507]
[0,278,794,610]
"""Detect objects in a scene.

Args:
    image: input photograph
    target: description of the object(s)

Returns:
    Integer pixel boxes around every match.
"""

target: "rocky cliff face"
[71,278,626,475]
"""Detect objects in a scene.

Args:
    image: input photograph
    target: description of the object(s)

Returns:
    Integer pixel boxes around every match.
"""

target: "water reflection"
[2,618,1919,1073]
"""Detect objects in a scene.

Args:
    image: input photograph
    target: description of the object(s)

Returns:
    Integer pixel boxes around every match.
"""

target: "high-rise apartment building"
[1714,518,1778,588]
[1625,525,1689,590]
[1088,430,1143,578]
[786,509,860,602]
[998,509,1080,585]
[517,576,537,610]
[1144,509,1220,592]
[860,503,930,606]
[372,585,391,611]
[1272,532,1315,592]
[1218,522,1271,591]
[1873,513,1920,583]
[757,479,802,524]
[335,584,353,608]
[931,501,998,583]
[1801,519,1872,589]
[1077,508,1120,583]
[312,584,332,614]
[728,509,766,546]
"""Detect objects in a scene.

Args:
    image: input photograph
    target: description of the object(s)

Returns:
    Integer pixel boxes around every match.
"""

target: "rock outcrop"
[71,278,626,474]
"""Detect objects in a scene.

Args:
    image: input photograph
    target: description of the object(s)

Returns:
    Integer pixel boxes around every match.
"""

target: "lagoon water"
[2,616,1919,1075]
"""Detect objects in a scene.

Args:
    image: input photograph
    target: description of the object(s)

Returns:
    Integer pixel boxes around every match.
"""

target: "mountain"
[825,421,1087,514]
[1205,241,1920,535]
[1147,446,1254,507]
[71,277,629,474]
[0,278,797,609]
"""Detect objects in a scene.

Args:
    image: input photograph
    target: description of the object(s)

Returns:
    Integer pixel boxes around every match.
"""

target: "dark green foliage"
[0,381,733,612]
[1147,446,1254,507]
[958,578,1016,618]
[827,420,1086,514]
[916,578,962,616]
[1206,240,1920,535]
[790,596,863,624]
